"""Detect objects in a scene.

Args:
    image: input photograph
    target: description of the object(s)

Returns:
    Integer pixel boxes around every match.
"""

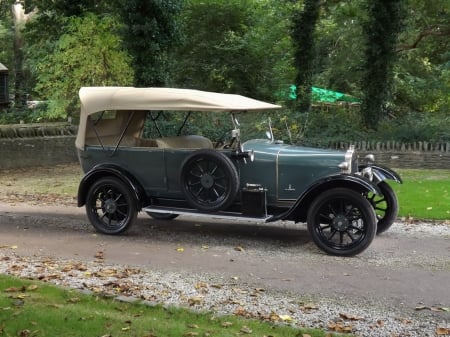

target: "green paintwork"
[79,138,347,207]
[241,139,346,203]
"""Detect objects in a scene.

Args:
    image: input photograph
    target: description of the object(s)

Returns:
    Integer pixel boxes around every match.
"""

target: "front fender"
[267,174,380,223]
[77,164,147,209]
[359,164,403,184]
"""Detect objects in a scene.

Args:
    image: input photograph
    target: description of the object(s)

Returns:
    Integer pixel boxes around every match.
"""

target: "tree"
[313,0,366,96]
[11,1,37,107]
[33,14,133,119]
[113,0,182,87]
[394,0,450,114]
[291,0,321,112]
[360,0,405,129]
[173,0,290,100]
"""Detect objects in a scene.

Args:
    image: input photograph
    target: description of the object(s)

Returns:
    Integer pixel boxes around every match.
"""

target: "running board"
[142,206,272,222]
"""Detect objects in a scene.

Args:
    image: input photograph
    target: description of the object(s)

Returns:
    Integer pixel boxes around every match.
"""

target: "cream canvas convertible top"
[76,87,281,150]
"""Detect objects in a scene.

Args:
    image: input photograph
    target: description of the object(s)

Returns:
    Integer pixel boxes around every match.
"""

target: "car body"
[76,87,402,256]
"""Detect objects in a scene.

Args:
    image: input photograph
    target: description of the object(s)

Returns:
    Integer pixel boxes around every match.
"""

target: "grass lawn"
[392,169,450,220]
[0,275,344,337]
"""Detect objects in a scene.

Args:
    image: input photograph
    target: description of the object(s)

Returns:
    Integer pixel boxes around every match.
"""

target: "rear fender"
[77,164,147,209]
[267,174,380,223]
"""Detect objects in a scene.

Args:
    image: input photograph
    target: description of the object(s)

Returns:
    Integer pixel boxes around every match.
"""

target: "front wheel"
[365,181,398,234]
[307,188,377,256]
[85,177,137,234]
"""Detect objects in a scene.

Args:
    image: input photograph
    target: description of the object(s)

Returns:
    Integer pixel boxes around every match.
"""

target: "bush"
[376,112,450,143]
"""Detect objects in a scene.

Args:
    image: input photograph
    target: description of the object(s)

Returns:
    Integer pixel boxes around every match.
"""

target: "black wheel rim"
[314,197,369,250]
[89,184,131,230]
[185,157,229,207]
[366,192,388,221]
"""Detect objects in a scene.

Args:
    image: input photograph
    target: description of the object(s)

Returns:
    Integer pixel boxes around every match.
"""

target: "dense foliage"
[113,0,182,87]
[360,0,405,129]
[291,0,321,112]
[0,0,448,143]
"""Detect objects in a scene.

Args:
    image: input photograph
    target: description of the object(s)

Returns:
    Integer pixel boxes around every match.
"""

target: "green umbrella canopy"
[287,85,359,103]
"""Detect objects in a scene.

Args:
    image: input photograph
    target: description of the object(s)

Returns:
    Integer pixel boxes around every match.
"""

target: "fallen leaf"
[396,317,412,324]
[187,324,199,329]
[18,330,31,337]
[194,282,208,290]
[240,326,252,334]
[437,327,450,335]
[188,296,203,306]
[68,297,80,303]
[176,247,185,252]
[328,322,353,333]
[278,314,293,322]
[415,305,428,311]
[4,287,22,293]
[300,303,318,312]
[339,313,364,321]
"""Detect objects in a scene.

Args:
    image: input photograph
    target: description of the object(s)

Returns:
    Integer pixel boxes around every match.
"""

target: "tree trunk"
[291,0,321,112]
[11,1,37,107]
[361,0,405,130]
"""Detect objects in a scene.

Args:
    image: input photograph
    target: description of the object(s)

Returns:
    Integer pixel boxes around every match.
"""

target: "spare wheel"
[179,149,239,211]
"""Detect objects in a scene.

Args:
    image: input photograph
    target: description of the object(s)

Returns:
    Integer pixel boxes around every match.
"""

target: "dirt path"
[1,201,449,314]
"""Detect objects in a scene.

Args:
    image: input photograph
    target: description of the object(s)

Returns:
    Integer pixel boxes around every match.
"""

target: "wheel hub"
[104,199,117,214]
[332,214,350,231]
[200,174,214,189]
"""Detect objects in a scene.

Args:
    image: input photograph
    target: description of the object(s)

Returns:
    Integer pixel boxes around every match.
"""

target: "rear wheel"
[86,177,137,234]
[307,188,377,256]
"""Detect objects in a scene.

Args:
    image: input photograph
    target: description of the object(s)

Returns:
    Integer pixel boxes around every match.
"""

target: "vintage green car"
[76,87,401,256]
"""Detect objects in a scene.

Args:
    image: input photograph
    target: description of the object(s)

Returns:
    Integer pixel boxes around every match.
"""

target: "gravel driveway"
[0,201,449,336]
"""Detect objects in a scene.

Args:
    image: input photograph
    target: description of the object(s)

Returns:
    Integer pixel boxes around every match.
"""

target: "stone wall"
[0,123,449,169]
[0,136,78,169]
[329,141,450,169]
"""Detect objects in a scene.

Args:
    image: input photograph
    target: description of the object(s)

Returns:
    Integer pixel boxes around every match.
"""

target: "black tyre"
[85,177,137,234]
[180,149,239,211]
[146,212,179,220]
[307,188,377,256]
[365,181,398,234]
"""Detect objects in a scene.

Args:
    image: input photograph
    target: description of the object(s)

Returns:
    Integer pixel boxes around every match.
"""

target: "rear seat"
[155,135,213,149]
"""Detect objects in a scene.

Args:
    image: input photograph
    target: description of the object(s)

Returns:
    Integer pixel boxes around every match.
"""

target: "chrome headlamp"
[339,145,355,174]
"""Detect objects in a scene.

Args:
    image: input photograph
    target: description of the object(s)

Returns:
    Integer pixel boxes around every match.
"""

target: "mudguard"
[77,164,147,209]
[359,164,403,184]
[267,174,381,223]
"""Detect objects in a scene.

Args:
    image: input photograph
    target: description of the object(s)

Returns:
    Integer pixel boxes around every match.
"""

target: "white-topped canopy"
[76,87,281,149]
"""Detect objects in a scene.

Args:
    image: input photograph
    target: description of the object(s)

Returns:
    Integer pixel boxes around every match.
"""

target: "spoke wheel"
[365,181,398,234]
[307,188,377,256]
[180,149,239,211]
[86,177,137,234]
[146,212,179,220]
